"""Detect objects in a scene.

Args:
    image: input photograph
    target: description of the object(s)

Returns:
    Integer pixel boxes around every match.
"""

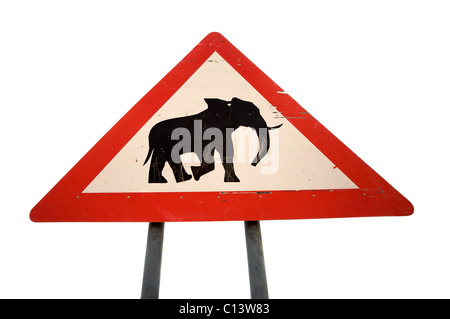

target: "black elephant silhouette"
[143,97,282,183]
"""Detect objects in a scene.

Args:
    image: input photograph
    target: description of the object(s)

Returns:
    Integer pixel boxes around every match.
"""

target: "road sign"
[30,32,413,222]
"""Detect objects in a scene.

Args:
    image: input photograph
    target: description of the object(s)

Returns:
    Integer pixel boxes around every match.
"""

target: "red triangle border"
[30,32,413,222]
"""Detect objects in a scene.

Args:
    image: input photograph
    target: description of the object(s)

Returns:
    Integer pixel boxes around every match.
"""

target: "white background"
[1,1,449,299]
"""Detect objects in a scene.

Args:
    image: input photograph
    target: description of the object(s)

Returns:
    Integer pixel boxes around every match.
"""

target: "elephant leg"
[191,161,215,181]
[191,147,216,181]
[167,155,192,183]
[220,137,240,183]
[222,162,240,182]
[148,151,168,183]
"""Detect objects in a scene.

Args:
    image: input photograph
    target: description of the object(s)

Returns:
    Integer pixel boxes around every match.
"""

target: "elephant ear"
[204,98,229,111]
[230,97,244,105]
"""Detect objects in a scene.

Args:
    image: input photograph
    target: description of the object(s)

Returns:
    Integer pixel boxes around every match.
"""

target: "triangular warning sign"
[30,32,413,222]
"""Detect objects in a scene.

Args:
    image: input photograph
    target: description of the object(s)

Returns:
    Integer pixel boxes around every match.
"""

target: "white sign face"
[83,52,357,193]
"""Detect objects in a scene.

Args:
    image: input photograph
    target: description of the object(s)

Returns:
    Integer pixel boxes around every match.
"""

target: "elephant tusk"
[267,124,283,130]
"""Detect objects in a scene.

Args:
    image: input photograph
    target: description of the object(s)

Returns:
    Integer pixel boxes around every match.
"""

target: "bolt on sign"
[30,32,413,222]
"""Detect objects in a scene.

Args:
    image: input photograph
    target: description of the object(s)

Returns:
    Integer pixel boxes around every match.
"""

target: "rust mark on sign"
[273,116,305,119]
[219,191,273,195]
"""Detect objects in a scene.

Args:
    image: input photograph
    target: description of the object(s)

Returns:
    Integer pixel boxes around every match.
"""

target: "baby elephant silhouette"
[143,97,282,183]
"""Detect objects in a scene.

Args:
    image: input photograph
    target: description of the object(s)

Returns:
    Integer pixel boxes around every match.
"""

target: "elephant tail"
[143,143,154,166]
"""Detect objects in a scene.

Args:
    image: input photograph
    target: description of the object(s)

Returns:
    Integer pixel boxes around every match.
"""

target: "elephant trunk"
[251,121,282,166]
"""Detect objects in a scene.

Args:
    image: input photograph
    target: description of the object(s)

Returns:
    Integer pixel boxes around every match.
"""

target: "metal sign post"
[141,222,165,299]
[244,221,269,299]
[141,221,268,299]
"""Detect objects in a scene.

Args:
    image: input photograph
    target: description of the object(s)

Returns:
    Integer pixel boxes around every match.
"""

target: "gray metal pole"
[141,222,165,299]
[244,221,269,299]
